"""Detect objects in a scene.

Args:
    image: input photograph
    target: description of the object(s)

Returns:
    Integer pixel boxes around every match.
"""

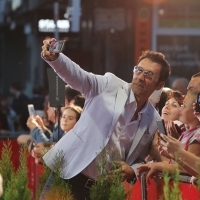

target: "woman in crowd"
[32,105,82,160]
[156,87,173,115]
[162,90,185,139]
[33,105,82,200]
[17,102,57,144]
[138,91,200,180]
[147,90,184,162]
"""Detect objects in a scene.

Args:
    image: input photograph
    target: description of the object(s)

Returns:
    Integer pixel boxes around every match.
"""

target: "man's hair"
[65,85,81,102]
[172,90,184,106]
[73,95,85,108]
[192,72,200,79]
[32,85,44,95]
[172,77,189,87]
[185,90,200,103]
[137,50,171,83]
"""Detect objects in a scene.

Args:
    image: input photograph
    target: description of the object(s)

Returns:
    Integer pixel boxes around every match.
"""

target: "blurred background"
[0,0,200,96]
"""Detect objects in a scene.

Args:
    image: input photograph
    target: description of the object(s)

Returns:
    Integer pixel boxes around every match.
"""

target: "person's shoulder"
[104,72,126,84]
[104,72,116,78]
[193,126,200,134]
[147,101,156,111]
[147,101,161,117]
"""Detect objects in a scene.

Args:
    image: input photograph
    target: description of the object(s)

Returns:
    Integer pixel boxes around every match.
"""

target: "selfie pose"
[41,38,171,200]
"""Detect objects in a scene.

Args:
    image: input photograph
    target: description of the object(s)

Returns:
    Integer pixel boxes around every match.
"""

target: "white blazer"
[43,53,161,179]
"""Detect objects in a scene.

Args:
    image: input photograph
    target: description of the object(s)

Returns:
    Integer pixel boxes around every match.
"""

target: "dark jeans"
[39,172,54,200]
[39,172,93,200]
[64,173,95,200]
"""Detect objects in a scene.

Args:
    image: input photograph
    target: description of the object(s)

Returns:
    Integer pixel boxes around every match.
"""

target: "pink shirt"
[179,126,200,150]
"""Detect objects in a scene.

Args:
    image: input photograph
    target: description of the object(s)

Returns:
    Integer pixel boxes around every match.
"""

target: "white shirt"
[81,88,147,180]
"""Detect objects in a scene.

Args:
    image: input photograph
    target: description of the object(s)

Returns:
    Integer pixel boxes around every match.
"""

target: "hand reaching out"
[158,134,184,160]
[137,162,166,183]
[33,142,48,159]
[26,115,39,130]
[108,161,135,182]
[137,161,178,183]
[165,120,181,139]
[35,115,47,132]
[41,38,59,61]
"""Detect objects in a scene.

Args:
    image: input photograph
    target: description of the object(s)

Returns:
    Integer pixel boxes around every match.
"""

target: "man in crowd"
[171,77,189,95]
[41,38,171,200]
[187,72,200,93]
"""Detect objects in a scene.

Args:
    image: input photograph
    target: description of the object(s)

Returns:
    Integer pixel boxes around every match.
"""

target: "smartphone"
[196,92,200,112]
[49,40,65,53]
[26,139,37,152]
[28,104,36,116]
[156,119,167,135]
[30,140,37,151]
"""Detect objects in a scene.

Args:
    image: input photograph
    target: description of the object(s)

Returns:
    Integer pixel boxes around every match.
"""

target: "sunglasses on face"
[133,66,158,80]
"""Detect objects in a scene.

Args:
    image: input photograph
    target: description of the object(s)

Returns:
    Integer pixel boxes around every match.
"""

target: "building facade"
[0,0,199,96]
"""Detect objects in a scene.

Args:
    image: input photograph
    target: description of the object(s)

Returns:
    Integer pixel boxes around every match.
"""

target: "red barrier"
[0,139,20,170]
[0,139,43,199]
[125,173,200,200]
[1,139,200,200]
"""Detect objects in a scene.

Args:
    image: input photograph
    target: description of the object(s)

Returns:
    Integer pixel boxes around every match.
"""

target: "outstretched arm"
[159,134,200,177]
[41,38,108,98]
[27,115,52,142]
[137,162,178,182]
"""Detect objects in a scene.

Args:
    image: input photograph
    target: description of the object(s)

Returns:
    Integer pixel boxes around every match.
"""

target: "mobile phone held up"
[156,119,167,135]
[196,92,200,112]
[28,104,36,117]
[49,40,66,53]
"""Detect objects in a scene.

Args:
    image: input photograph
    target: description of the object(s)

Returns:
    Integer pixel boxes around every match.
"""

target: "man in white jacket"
[41,38,171,200]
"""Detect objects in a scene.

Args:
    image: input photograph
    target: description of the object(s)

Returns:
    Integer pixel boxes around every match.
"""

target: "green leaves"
[37,150,74,200]
[0,141,32,200]
[90,149,127,200]
[162,170,182,200]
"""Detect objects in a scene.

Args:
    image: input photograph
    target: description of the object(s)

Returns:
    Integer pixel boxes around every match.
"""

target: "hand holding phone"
[49,40,65,53]
[27,139,37,153]
[156,119,167,142]
[156,119,167,135]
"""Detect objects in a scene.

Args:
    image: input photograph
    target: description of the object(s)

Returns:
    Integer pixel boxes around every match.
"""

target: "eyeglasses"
[133,66,158,80]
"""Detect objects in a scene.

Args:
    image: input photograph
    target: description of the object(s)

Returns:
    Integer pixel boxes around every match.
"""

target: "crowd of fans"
[0,82,85,198]
[139,72,200,187]
[1,66,200,198]
[0,83,85,135]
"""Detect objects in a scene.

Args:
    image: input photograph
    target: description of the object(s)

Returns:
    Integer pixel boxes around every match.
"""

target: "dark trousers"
[64,173,95,200]
[39,172,54,200]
